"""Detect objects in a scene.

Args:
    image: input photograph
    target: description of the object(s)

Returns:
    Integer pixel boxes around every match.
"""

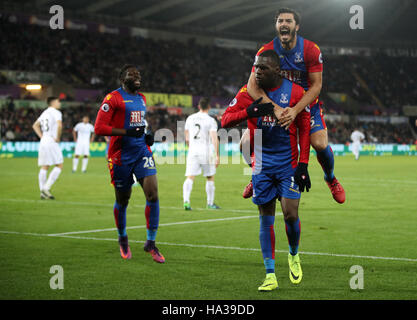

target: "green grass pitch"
[0,155,416,300]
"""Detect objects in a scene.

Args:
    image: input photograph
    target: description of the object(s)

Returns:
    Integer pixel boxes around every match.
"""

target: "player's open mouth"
[280,29,290,35]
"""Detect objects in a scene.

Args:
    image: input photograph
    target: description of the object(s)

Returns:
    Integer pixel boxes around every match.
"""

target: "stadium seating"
[1,15,416,144]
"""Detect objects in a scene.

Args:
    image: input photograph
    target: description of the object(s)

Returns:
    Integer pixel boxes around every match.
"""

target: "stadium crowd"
[1,16,416,145]
[2,17,417,112]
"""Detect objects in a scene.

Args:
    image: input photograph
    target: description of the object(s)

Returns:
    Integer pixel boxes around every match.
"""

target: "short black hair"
[275,7,301,25]
[258,50,280,67]
[47,96,59,105]
[199,97,210,110]
[119,64,137,82]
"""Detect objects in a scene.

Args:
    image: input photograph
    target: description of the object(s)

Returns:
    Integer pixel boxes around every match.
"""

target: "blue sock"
[145,200,159,241]
[113,202,127,237]
[259,215,275,274]
[285,218,301,256]
[317,145,335,182]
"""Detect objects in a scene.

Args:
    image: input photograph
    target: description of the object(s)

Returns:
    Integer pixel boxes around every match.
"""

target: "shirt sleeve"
[221,87,254,128]
[304,40,323,73]
[94,93,118,136]
[295,110,311,164]
[290,84,310,164]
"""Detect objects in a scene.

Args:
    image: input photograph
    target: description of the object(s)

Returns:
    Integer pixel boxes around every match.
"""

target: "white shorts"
[38,141,63,166]
[74,141,90,156]
[185,153,216,177]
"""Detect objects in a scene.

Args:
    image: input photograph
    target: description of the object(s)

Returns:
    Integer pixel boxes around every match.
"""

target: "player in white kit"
[351,128,365,160]
[72,116,95,173]
[32,97,63,199]
[183,98,220,210]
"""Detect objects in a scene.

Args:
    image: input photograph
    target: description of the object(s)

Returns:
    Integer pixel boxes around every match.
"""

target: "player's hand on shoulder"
[294,162,311,192]
[126,126,145,138]
[246,97,274,118]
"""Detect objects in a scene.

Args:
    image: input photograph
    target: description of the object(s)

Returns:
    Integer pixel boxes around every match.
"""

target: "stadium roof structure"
[6,0,417,47]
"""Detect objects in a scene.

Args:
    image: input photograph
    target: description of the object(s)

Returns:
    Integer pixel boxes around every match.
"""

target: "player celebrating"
[222,50,311,291]
[350,127,365,160]
[94,64,164,263]
[72,116,95,173]
[32,97,64,200]
[183,98,220,210]
[245,7,345,204]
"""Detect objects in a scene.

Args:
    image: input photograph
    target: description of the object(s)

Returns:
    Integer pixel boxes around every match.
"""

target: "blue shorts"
[252,171,300,205]
[109,147,157,190]
[310,102,327,134]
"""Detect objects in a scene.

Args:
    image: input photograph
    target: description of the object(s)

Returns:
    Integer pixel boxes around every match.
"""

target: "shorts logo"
[101,103,110,112]
[310,118,315,127]
[130,111,145,126]
[280,93,289,104]
[229,98,237,106]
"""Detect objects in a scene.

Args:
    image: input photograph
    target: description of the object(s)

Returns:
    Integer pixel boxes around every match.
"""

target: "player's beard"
[125,79,140,93]
[280,28,296,46]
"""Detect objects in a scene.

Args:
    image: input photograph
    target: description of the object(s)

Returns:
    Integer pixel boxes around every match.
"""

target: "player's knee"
[283,212,298,223]
[118,199,129,206]
[311,138,327,152]
[145,190,158,202]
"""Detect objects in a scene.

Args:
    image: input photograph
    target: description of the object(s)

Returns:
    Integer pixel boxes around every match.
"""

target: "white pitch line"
[0,198,260,214]
[0,230,417,263]
[46,215,261,236]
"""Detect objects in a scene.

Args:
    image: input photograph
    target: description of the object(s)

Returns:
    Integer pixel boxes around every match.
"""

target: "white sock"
[72,158,79,171]
[44,167,62,191]
[81,158,89,172]
[38,169,47,191]
[206,181,215,205]
[183,178,193,203]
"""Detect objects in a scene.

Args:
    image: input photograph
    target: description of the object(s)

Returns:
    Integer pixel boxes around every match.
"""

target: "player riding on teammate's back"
[245,7,345,204]
[94,64,164,263]
[222,50,311,291]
